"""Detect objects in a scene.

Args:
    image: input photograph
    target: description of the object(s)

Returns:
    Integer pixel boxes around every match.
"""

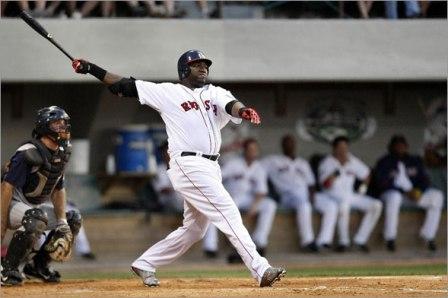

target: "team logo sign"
[296,97,376,144]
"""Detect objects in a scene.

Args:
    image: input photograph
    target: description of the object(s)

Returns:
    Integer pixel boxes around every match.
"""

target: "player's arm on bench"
[71,59,138,98]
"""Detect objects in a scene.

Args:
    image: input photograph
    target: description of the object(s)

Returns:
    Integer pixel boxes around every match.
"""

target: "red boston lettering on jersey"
[212,104,217,116]
[188,101,199,110]
[204,100,211,110]
[181,102,191,111]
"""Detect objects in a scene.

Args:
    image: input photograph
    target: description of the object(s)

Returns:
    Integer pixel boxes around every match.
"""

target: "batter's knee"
[22,208,48,235]
[66,209,82,236]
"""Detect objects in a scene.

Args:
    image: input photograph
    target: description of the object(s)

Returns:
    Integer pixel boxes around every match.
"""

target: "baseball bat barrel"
[19,10,74,61]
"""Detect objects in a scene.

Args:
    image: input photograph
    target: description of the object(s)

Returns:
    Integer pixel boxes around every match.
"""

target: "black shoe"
[1,269,23,286]
[320,244,332,251]
[203,250,218,259]
[386,240,396,252]
[334,244,348,253]
[427,240,437,252]
[227,252,243,264]
[354,244,370,253]
[302,242,319,253]
[80,252,96,260]
[256,247,266,257]
[23,263,61,283]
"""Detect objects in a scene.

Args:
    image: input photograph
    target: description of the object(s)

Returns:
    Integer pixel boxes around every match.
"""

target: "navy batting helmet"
[177,50,212,80]
[32,106,71,145]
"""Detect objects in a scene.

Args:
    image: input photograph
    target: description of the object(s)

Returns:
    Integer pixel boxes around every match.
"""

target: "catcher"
[1,106,81,286]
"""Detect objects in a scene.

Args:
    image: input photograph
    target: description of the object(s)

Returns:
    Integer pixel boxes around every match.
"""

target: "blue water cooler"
[115,125,153,173]
[147,125,168,165]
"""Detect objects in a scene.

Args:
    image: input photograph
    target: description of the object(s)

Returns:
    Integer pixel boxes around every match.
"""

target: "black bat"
[20,10,74,61]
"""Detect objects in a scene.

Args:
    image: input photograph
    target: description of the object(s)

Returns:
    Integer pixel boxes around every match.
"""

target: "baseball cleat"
[260,267,286,287]
[23,263,61,283]
[131,266,160,287]
[1,269,24,286]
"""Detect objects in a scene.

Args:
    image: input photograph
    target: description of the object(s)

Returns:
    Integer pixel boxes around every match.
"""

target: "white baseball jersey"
[318,154,370,198]
[262,155,315,196]
[221,157,268,207]
[136,81,241,156]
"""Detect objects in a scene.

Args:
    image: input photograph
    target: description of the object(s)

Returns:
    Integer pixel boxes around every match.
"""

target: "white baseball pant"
[279,191,315,246]
[132,155,271,282]
[313,192,338,246]
[382,188,444,241]
[202,197,277,251]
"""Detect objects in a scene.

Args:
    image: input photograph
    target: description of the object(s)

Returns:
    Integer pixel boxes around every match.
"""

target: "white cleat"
[131,266,160,287]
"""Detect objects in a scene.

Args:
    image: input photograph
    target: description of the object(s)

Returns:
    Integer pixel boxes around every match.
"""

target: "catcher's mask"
[32,106,71,147]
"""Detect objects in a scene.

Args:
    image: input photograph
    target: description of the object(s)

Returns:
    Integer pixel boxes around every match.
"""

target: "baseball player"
[72,50,285,287]
[1,106,82,286]
[202,138,277,260]
[318,136,382,252]
[262,135,320,252]
[374,135,444,252]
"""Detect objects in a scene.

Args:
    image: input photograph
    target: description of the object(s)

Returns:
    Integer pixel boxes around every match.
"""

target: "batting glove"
[72,59,90,74]
[239,107,261,124]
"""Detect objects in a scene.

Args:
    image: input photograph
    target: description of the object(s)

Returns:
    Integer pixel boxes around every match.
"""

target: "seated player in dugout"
[1,106,82,286]
[374,135,444,252]
[72,50,286,288]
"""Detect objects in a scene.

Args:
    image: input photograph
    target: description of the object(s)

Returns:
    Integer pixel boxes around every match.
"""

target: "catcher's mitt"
[44,224,73,262]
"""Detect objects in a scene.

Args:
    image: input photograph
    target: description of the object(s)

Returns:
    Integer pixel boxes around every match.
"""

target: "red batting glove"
[239,107,261,124]
[72,59,90,74]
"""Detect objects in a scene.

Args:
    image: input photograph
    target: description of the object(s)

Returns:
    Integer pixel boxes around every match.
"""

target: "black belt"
[181,151,219,161]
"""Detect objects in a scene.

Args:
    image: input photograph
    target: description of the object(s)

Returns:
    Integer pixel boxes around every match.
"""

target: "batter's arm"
[1,181,14,242]
[225,100,261,124]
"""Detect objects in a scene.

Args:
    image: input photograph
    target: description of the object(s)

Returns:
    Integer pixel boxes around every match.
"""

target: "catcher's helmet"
[177,50,212,80]
[32,106,71,145]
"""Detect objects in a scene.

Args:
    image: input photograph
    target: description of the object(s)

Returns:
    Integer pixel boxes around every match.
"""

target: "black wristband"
[88,63,107,81]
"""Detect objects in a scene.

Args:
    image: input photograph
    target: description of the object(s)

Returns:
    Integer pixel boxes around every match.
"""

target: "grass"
[62,263,447,280]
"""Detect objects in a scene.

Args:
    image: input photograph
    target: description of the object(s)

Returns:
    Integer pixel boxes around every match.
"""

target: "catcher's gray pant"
[202,196,277,251]
[132,155,271,283]
[382,188,444,241]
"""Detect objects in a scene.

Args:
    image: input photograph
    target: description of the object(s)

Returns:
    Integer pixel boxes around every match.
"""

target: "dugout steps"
[81,209,446,259]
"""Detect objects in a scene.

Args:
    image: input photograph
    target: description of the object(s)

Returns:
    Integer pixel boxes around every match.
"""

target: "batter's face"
[187,61,209,87]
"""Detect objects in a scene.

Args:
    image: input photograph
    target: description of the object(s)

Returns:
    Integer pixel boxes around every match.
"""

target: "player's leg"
[2,201,48,286]
[350,194,383,249]
[335,198,351,250]
[169,157,272,283]
[24,206,82,282]
[282,192,316,251]
[66,203,95,259]
[251,197,277,254]
[417,188,444,249]
[314,192,338,248]
[202,224,218,257]
[381,190,403,250]
[132,200,209,273]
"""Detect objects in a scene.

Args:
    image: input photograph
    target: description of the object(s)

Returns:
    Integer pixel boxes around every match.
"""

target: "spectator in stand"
[374,135,444,252]
[385,0,421,18]
[357,1,374,18]
[70,1,115,19]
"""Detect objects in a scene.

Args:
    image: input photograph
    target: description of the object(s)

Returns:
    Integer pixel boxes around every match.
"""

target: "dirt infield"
[1,275,447,297]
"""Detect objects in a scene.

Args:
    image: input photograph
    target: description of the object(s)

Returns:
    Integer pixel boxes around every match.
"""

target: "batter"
[72,50,285,287]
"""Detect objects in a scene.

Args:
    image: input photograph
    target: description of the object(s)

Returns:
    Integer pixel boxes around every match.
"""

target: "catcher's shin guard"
[66,209,82,236]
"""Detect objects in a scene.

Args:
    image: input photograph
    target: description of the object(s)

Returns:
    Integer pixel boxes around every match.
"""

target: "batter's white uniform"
[318,154,383,246]
[262,155,316,246]
[202,156,277,252]
[131,81,271,283]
